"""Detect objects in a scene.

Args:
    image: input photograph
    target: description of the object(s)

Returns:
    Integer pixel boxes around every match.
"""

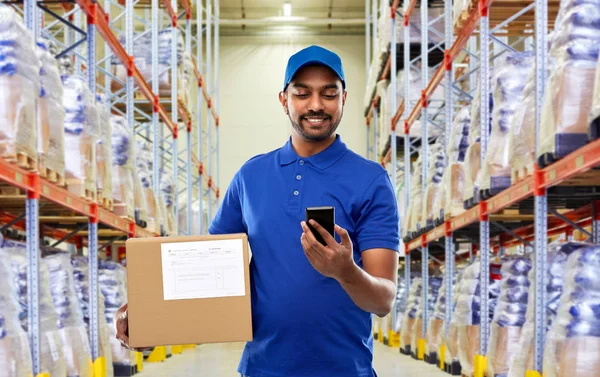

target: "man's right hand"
[114,303,152,352]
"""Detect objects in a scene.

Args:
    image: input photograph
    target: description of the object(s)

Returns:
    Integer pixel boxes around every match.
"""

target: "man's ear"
[342,90,348,106]
[279,91,289,115]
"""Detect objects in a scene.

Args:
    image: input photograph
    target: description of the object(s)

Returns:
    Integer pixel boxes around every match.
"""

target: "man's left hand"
[300,220,357,280]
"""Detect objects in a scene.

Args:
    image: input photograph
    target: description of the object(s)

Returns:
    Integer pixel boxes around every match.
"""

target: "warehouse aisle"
[138,342,447,377]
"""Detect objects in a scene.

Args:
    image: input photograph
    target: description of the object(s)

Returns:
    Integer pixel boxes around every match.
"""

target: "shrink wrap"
[111,115,135,219]
[96,94,113,204]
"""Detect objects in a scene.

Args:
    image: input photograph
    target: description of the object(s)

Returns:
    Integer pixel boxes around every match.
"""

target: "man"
[116,45,400,377]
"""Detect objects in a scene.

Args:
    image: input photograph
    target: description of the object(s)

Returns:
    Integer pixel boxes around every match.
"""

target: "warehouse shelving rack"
[0,0,220,375]
[366,0,600,374]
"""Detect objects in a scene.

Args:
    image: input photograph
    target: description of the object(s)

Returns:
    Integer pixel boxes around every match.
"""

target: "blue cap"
[283,45,346,91]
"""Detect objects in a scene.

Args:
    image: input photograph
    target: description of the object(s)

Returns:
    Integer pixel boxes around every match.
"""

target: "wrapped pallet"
[136,140,159,233]
[478,52,534,197]
[591,51,600,136]
[463,74,493,207]
[96,94,113,209]
[508,242,588,377]
[1,243,67,377]
[440,106,471,219]
[400,278,422,353]
[393,272,409,336]
[71,256,116,377]
[422,139,446,229]
[446,268,467,371]
[454,259,503,377]
[486,256,532,377]
[537,0,600,163]
[411,276,443,356]
[0,255,33,377]
[403,156,423,240]
[111,114,135,219]
[63,75,99,200]
[98,260,134,371]
[509,65,538,183]
[543,245,600,377]
[36,39,65,184]
[160,171,178,235]
[43,251,95,377]
[0,5,40,170]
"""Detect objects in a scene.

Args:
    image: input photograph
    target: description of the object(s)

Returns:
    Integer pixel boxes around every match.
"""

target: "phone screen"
[305,206,335,246]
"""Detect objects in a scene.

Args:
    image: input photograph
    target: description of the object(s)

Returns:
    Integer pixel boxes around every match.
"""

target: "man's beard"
[288,109,343,142]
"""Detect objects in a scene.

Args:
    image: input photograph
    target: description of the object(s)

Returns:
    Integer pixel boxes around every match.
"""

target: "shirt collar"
[279,134,348,170]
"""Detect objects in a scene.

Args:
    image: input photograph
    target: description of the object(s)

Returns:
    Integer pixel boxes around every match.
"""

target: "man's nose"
[308,94,325,112]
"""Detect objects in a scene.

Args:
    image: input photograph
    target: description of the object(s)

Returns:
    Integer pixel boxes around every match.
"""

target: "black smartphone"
[305,206,335,246]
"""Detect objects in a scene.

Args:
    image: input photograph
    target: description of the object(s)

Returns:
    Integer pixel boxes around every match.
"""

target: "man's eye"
[323,94,338,99]
[295,94,309,98]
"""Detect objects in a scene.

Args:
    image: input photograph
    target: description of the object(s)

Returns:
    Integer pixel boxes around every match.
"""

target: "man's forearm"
[335,263,397,317]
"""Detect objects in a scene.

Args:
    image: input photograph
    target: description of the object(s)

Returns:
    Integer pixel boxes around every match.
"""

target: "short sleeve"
[355,171,400,253]
[208,170,247,235]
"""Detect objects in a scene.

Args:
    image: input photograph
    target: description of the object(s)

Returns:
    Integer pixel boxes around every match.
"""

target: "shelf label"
[66,197,72,205]
[549,170,556,181]
[576,155,584,168]
[15,172,22,184]
[43,185,50,196]
[524,184,529,193]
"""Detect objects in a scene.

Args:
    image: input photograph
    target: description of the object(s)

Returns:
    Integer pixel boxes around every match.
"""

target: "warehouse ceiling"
[214,0,367,36]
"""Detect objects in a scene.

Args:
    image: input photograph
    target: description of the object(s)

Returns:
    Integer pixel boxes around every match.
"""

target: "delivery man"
[115,45,400,377]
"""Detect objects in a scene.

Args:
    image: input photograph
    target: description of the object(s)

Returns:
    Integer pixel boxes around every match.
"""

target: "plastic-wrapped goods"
[71,256,121,374]
[136,140,160,233]
[377,6,444,57]
[0,244,67,377]
[393,273,408,333]
[543,244,600,377]
[403,156,423,239]
[181,53,196,109]
[98,260,134,368]
[509,65,539,183]
[508,242,588,377]
[400,278,423,351]
[422,139,446,227]
[0,5,40,168]
[36,39,65,180]
[478,52,534,196]
[446,268,467,366]
[486,256,532,377]
[537,0,600,162]
[63,75,99,196]
[455,259,503,377]
[427,274,452,357]
[160,171,178,235]
[43,252,94,377]
[96,94,113,206]
[590,52,600,134]
[111,114,135,219]
[411,277,443,353]
[0,255,33,377]
[463,74,494,206]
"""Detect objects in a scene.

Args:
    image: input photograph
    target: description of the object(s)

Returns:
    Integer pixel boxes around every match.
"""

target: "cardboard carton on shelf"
[126,234,253,348]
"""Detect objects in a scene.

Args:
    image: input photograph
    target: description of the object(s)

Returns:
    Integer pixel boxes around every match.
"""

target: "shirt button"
[293,190,299,196]
[296,175,302,180]
[299,160,305,165]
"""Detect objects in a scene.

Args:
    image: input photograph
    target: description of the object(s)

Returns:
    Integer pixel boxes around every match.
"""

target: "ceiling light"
[283,1,292,17]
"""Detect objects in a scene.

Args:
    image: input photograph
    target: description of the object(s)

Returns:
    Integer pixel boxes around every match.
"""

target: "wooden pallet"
[3,151,37,172]
[66,179,97,202]
[97,189,114,211]
[39,162,65,187]
[113,201,135,220]
[511,163,534,184]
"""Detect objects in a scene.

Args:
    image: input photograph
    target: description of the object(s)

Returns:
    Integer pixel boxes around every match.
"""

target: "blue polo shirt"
[208,135,400,377]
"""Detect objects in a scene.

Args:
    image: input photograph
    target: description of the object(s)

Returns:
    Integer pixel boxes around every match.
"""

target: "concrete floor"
[137,342,448,377]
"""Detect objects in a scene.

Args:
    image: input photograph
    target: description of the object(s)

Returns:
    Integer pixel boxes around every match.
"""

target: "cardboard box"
[126,234,253,348]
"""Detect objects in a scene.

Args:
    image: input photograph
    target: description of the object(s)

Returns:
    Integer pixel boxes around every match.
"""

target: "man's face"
[279,65,347,142]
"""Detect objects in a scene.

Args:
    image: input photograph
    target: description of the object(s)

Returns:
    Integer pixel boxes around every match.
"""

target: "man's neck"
[291,134,336,158]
